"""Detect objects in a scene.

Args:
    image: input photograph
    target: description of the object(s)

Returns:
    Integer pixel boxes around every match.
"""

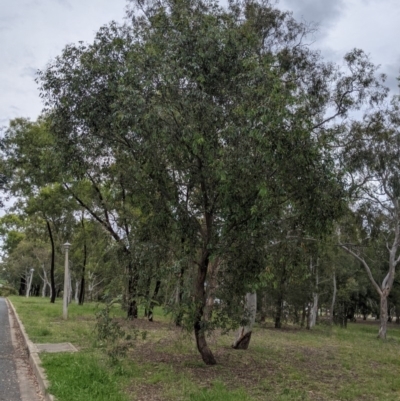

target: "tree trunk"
[306,302,312,330]
[308,293,318,329]
[232,293,257,350]
[127,269,138,319]
[275,265,287,329]
[40,265,50,298]
[147,280,161,322]
[330,270,337,325]
[78,275,85,305]
[78,240,86,305]
[34,285,40,296]
[75,281,79,304]
[275,294,283,329]
[300,303,306,327]
[19,276,26,296]
[175,265,185,327]
[204,258,219,322]
[25,271,33,297]
[307,259,318,329]
[378,293,388,339]
[193,252,216,365]
[47,220,56,303]
[259,292,267,322]
[144,275,152,318]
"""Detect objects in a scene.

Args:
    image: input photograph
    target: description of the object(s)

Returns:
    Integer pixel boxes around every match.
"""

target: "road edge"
[6,299,56,401]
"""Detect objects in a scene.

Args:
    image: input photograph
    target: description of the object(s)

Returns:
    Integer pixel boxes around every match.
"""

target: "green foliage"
[95,299,127,342]
[36,0,364,325]
[95,297,144,361]
[0,214,26,254]
[0,285,18,297]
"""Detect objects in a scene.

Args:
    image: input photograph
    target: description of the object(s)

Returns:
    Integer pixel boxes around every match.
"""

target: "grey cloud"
[20,66,38,78]
[318,46,343,64]
[55,0,73,10]
[0,13,20,31]
[279,0,346,35]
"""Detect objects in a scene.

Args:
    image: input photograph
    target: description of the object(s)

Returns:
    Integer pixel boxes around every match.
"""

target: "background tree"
[339,95,400,338]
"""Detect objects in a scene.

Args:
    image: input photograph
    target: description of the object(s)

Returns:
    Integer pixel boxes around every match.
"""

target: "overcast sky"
[1,0,399,127]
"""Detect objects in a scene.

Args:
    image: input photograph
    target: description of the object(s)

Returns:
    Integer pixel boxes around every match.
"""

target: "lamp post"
[63,242,71,320]
[26,268,34,298]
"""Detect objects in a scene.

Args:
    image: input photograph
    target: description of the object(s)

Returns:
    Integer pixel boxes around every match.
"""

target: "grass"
[40,352,129,401]
[9,296,400,401]
[9,296,109,346]
[188,382,254,401]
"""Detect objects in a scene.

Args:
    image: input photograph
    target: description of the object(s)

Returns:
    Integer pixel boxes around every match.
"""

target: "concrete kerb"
[6,299,56,401]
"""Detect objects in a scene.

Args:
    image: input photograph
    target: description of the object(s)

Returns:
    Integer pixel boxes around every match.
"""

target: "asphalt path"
[0,297,21,401]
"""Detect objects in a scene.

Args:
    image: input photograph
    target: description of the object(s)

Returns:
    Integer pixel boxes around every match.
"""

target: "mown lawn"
[9,296,400,401]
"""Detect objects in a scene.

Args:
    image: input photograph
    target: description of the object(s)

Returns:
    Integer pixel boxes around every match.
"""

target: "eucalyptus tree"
[2,115,141,311]
[25,184,78,302]
[2,118,73,301]
[37,0,387,364]
[2,237,50,295]
[339,96,400,338]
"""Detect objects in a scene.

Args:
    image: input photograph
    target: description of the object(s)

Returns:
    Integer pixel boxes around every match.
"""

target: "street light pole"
[63,242,71,320]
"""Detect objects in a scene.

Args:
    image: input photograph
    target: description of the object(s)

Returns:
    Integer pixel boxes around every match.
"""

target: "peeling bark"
[74,281,79,304]
[308,293,319,329]
[378,293,388,339]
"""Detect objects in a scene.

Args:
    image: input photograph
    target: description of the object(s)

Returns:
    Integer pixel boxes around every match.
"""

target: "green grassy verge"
[41,352,129,401]
[9,296,109,346]
[9,296,400,401]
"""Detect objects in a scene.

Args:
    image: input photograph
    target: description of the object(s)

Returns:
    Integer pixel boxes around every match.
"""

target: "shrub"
[0,285,18,297]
